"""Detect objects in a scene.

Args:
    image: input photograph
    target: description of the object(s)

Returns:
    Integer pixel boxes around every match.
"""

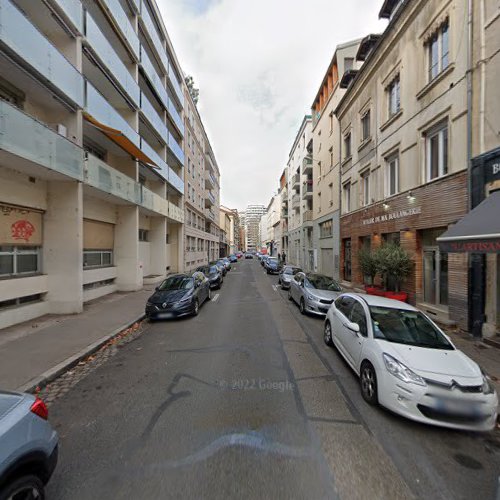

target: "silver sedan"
[288,272,342,316]
[278,265,302,289]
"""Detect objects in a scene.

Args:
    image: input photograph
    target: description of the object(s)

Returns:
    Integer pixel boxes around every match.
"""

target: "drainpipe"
[479,0,486,155]
[467,0,473,211]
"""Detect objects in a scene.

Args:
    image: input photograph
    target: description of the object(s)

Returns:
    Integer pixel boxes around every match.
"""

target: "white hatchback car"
[324,293,498,431]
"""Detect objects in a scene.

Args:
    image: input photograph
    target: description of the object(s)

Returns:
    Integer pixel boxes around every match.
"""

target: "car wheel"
[299,298,306,315]
[0,474,45,500]
[360,362,378,405]
[192,299,199,316]
[324,320,333,347]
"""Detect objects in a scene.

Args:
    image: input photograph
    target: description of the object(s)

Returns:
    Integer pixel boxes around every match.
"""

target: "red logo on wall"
[11,220,35,242]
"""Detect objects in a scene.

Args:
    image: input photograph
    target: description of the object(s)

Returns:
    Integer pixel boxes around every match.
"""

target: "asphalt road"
[47,259,500,500]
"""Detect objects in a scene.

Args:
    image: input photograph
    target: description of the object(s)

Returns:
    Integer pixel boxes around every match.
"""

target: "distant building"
[243,204,266,251]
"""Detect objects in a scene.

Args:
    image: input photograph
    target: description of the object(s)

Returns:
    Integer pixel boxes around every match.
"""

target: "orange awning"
[83,113,158,168]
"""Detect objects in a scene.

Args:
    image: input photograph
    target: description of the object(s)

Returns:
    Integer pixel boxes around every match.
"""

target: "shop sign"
[440,240,500,253]
[362,207,422,226]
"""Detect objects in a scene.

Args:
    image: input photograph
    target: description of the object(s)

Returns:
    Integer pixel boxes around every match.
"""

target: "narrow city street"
[46,259,500,500]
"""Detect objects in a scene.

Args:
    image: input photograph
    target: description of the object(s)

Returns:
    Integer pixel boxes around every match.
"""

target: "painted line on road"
[212,293,220,302]
[272,284,280,293]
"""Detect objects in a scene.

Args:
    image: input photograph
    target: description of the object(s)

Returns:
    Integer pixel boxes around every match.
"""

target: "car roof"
[340,292,418,311]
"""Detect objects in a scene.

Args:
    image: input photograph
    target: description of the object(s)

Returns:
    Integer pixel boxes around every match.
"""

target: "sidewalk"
[0,287,154,392]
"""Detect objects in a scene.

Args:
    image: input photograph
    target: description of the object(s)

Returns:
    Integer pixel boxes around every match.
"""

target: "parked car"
[221,258,232,271]
[236,252,243,259]
[146,272,211,319]
[211,260,227,276]
[196,264,223,289]
[278,265,302,289]
[260,255,269,267]
[323,293,499,431]
[229,254,238,263]
[266,257,281,274]
[288,272,342,315]
[245,253,253,259]
[0,391,58,500]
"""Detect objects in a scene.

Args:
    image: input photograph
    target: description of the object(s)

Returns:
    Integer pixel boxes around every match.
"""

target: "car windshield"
[306,275,342,291]
[370,307,454,350]
[209,266,218,274]
[158,276,194,291]
[284,267,301,275]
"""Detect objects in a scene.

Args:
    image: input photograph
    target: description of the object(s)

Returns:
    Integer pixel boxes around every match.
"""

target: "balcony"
[140,92,168,145]
[168,99,184,137]
[205,170,216,189]
[0,99,84,180]
[168,167,184,194]
[168,134,184,166]
[292,194,301,210]
[292,173,300,190]
[50,0,84,34]
[281,208,289,218]
[206,208,215,221]
[281,187,288,200]
[302,180,313,200]
[85,12,140,108]
[168,62,184,106]
[168,201,184,223]
[140,3,169,73]
[205,189,216,207]
[139,138,168,180]
[0,0,84,107]
[303,210,313,222]
[140,49,169,111]
[98,0,140,59]
[302,155,313,175]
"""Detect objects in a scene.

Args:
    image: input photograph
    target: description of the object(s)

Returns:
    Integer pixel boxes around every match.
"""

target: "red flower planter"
[365,286,386,297]
[383,291,408,302]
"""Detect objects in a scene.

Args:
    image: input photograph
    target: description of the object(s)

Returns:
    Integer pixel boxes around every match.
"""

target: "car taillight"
[30,397,49,420]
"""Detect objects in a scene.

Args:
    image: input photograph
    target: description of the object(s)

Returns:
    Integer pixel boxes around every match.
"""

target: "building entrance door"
[423,247,448,306]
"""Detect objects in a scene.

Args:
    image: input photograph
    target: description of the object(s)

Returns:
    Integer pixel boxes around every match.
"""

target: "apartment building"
[336,0,471,329]
[260,195,281,256]
[183,85,220,270]
[279,169,288,256]
[243,204,266,252]
[286,116,313,270]
[0,0,186,329]
[310,39,362,280]
[220,206,239,255]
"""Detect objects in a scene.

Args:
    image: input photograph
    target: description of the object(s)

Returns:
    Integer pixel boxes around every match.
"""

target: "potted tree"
[358,248,380,294]
[375,243,412,302]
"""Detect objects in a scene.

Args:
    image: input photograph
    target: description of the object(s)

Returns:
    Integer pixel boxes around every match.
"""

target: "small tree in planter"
[358,248,378,286]
[375,243,413,301]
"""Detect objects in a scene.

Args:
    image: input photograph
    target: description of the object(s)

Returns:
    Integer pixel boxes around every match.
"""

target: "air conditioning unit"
[51,123,67,137]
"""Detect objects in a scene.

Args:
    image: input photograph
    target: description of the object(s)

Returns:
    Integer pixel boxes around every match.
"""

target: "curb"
[17,314,146,394]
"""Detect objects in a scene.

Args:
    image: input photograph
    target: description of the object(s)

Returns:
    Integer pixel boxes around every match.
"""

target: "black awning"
[437,190,500,253]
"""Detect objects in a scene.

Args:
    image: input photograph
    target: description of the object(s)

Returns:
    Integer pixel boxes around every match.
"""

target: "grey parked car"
[288,272,342,316]
[278,265,302,289]
[0,391,58,500]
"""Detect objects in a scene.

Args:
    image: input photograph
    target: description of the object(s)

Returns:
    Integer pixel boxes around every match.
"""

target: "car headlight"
[306,294,317,301]
[146,301,153,307]
[178,294,193,304]
[481,372,495,395]
[383,353,426,386]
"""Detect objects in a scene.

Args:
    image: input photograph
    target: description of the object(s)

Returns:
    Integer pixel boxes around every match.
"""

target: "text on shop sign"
[362,207,422,226]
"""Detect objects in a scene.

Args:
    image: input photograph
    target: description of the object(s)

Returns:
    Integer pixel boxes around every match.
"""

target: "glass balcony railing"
[0,100,84,180]
[168,135,184,165]
[53,0,83,33]
[85,154,138,204]
[85,13,140,107]
[168,99,184,136]
[0,0,84,107]
[168,62,184,106]
[86,82,140,148]
[139,185,169,217]
[206,190,216,205]
[168,202,184,223]
[141,92,169,145]
[140,4,169,73]
[99,0,140,59]
[205,170,216,188]
[140,49,169,110]
[139,138,168,181]
[168,167,184,194]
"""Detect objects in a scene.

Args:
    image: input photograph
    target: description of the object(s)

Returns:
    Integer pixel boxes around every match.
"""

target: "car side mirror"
[346,321,360,333]
[155,286,159,291]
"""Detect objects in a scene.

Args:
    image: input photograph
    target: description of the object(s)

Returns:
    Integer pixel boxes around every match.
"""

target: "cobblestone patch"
[36,321,144,406]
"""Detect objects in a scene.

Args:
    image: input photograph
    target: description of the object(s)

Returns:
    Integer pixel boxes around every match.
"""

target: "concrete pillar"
[150,217,167,276]
[115,205,142,291]
[43,181,83,314]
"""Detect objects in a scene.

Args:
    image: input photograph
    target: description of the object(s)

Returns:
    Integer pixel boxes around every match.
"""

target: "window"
[428,21,449,81]
[0,294,42,310]
[344,57,354,72]
[329,112,334,133]
[344,132,352,159]
[388,77,400,117]
[83,250,113,269]
[83,137,106,161]
[320,220,333,238]
[349,302,368,337]
[386,154,399,196]
[329,147,334,168]
[139,229,149,242]
[426,122,448,180]
[361,170,370,206]
[0,246,40,276]
[336,296,355,317]
[343,182,351,212]
[361,111,370,142]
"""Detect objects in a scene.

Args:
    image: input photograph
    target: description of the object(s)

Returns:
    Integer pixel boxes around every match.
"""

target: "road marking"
[212,293,220,302]
[272,284,279,292]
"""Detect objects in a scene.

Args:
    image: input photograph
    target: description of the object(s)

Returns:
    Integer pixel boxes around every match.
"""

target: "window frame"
[426,121,448,181]
[343,182,351,213]
[0,246,41,277]
[361,170,370,207]
[386,153,399,197]
[83,249,113,269]
[344,132,352,159]
[361,110,371,142]
[428,21,450,82]
[387,76,401,117]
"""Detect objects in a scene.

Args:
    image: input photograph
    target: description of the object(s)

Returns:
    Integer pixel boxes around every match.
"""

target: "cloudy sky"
[156,0,387,210]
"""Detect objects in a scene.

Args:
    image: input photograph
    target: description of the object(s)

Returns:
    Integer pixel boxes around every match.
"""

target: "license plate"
[435,398,480,416]
[157,312,174,319]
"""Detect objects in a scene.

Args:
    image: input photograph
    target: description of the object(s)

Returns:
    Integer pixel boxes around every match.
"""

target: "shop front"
[340,172,469,328]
